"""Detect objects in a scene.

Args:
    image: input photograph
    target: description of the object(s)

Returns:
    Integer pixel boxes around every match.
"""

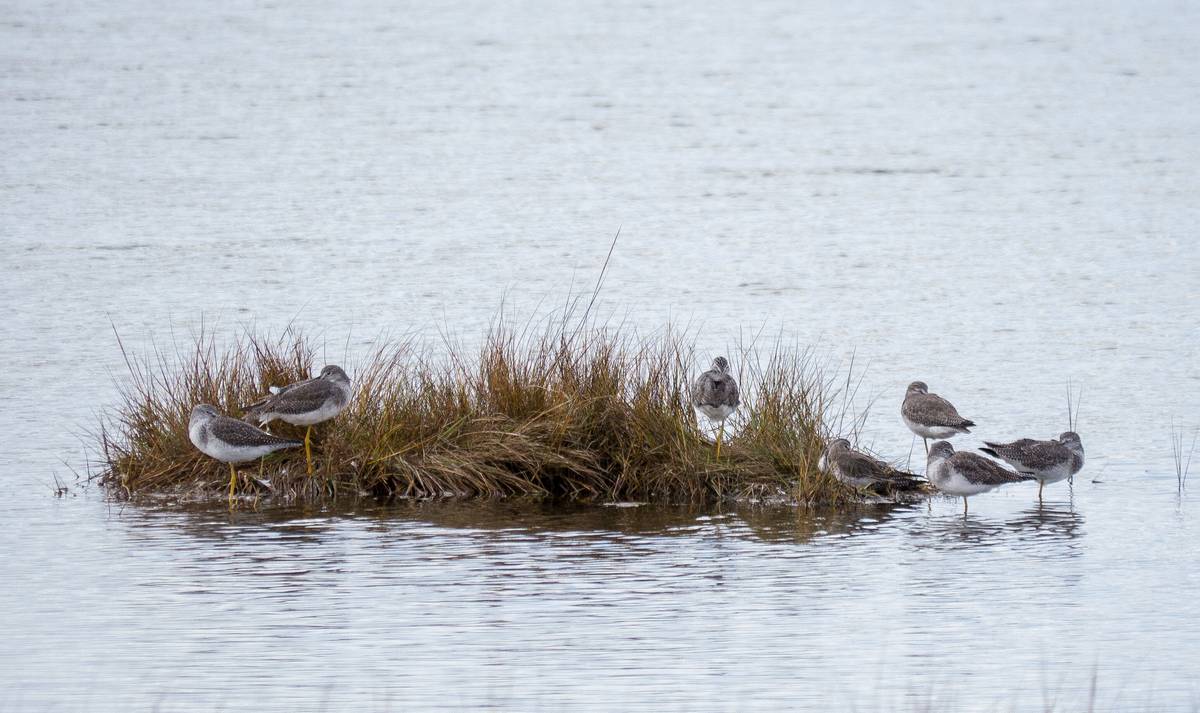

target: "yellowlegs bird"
[980,431,1084,499]
[926,441,1034,513]
[818,438,924,492]
[242,365,352,476]
[901,381,975,454]
[692,356,739,459]
[188,404,302,500]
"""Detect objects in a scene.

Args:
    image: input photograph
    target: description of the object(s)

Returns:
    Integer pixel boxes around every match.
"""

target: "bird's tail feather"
[877,470,927,493]
[239,391,278,423]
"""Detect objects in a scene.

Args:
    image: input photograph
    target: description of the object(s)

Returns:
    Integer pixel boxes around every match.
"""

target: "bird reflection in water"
[918,497,1084,556]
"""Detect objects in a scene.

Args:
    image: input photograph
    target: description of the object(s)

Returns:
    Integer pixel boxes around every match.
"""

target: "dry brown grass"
[98,318,873,506]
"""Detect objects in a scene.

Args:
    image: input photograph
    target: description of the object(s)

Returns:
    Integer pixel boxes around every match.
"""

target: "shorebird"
[818,438,925,492]
[901,381,975,454]
[188,404,302,500]
[980,431,1084,499]
[926,440,1034,513]
[692,356,740,459]
[242,365,353,476]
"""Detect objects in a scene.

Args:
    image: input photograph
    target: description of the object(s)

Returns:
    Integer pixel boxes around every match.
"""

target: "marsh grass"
[97,317,876,506]
[1171,423,1197,492]
[1066,379,1083,484]
[1066,378,1082,433]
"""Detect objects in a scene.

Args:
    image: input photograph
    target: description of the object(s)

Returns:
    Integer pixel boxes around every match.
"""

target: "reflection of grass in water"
[127,499,923,547]
[97,314,887,506]
[73,668,1129,711]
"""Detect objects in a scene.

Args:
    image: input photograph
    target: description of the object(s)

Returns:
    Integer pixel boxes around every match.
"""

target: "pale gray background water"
[2,0,1199,710]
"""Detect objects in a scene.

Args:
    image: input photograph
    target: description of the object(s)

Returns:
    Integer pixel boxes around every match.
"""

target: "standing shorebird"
[926,441,1034,514]
[242,365,353,476]
[901,381,975,454]
[818,438,925,492]
[692,356,740,459]
[188,404,302,500]
[980,431,1085,500]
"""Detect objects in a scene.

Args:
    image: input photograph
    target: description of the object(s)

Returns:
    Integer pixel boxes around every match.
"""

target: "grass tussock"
[98,319,875,506]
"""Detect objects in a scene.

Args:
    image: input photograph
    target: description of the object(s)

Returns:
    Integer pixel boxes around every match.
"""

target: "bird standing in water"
[242,365,353,476]
[692,356,740,459]
[926,440,1034,514]
[901,381,975,454]
[980,431,1085,500]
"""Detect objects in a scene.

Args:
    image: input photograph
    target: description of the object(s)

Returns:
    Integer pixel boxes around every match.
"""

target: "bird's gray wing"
[982,439,1065,470]
[253,379,337,416]
[241,377,315,412]
[844,449,925,487]
[986,438,1037,450]
[1014,441,1071,470]
[210,416,301,448]
[838,449,892,480]
[270,379,312,398]
[956,453,1032,484]
[690,371,708,403]
[693,371,740,408]
[723,376,740,408]
[902,393,970,428]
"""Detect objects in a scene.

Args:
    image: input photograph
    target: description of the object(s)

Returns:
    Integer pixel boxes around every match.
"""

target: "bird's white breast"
[697,404,736,422]
[903,415,961,440]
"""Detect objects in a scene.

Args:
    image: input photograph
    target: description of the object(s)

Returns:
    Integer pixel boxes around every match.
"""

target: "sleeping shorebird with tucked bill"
[901,381,975,454]
[692,356,740,459]
[188,404,302,500]
[242,365,353,476]
[926,441,1034,514]
[818,438,925,492]
[980,431,1084,500]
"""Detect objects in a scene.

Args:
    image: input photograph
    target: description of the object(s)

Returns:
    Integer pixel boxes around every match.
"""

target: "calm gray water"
[2,0,1199,710]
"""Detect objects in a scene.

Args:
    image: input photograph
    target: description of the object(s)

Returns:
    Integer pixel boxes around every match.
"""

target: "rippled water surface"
[2,0,1199,709]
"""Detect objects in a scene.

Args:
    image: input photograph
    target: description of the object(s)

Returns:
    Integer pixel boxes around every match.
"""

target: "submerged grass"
[97,318,877,506]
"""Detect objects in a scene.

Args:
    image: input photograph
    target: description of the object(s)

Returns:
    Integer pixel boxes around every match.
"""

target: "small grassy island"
[98,320,918,506]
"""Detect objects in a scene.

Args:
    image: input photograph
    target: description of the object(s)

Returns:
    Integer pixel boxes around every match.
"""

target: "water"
[2,0,1199,709]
